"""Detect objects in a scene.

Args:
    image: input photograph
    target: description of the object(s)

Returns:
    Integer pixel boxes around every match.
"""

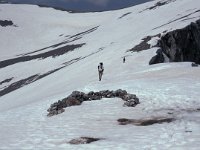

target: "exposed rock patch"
[129,36,151,52]
[0,66,66,97]
[0,20,16,27]
[150,19,200,65]
[129,34,160,52]
[68,137,102,144]
[0,44,85,69]
[149,48,165,65]
[191,62,199,67]
[20,26,98,56]
[0,77,13,85]
[118,117,175,126]
[0,75,39,97]
[47,89,140,117]
[0,26,99,69]
[140,0,176,13]
[118,12,132,19]
[0,65,68,97]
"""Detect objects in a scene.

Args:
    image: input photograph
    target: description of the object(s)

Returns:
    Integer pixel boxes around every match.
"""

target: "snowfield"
[0,0,200,149]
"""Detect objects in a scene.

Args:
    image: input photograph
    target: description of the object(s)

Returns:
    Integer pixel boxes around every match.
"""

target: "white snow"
[0,0,200,149]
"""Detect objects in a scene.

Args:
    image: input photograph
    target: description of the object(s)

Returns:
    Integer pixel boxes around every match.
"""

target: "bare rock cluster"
[68,137,102,144]
[47,89,139,117]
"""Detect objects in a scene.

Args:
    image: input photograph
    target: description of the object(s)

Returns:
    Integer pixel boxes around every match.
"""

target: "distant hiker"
[123,57,126,63]
[98,62,104,81]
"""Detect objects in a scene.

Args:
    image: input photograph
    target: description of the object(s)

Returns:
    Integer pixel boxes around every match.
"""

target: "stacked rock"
[47,89,139,117]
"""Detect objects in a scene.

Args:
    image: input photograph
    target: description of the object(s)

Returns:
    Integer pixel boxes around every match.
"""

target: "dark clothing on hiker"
[98,63,104,81]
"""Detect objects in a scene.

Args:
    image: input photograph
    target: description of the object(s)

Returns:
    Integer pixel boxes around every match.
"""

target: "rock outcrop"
[149,48,165,65]
[0,20,14,27]
[47,89,139,117]
[68,137,102,144]
[149,19,200,65]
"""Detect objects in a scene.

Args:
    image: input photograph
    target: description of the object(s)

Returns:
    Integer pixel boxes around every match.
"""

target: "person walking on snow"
[123,57,126,63]
[98,62,104,81]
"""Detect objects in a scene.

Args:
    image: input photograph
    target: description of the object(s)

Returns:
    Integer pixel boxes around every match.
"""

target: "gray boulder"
[114,89,127,98]
[122,94,137,101]
[123,99,139,107]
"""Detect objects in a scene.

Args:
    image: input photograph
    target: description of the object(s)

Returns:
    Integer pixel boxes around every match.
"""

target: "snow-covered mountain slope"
[0,0,200,149]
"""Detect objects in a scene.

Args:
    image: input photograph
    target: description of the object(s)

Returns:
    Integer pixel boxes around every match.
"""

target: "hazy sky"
[4,0,152,12]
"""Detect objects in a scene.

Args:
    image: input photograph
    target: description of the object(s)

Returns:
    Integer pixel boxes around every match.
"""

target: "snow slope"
[0,0,200,149]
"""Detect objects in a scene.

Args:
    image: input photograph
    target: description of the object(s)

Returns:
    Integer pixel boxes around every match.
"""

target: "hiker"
[123,57,126,63]
[98,62,104,81]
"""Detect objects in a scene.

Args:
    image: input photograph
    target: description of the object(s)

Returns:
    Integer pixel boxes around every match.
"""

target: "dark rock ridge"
[0,58,78,97]
[149,19,200,65]
[0,44,84,69]
[19,26,99,56]
[47,89,140,117]
[0,75,38,97]
[140,0,176,13]
[0,77,13,85]
[0,65,67,97]
[118,12,132,19]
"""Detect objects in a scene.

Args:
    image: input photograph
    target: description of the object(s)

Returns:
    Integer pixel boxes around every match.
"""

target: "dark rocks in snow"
[0,20,15,27]
[68,137,102,144]
[0,67,65,97]
[191,62,199,67]
[114,89,127,98]
[150,19,200,65]
[0,77,13,85]
[140,0,175,13]
[123,94,139,107]
[47,108,65,117]
[118,12,132,19]
[0,43,85,69]
[47,97,82,117]
[147,1,169,10]
[64,97,82,107]
[129,34,161,52]
[0,74,39,97]
[149,48,165,65]
[47,89,140,117]
[129,36,151,52]
[19,26,98,57]
[118,117,175,126]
